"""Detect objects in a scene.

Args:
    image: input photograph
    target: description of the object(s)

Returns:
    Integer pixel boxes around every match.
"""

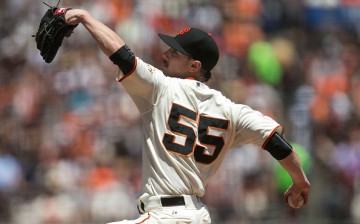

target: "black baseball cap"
[158,27,219,77]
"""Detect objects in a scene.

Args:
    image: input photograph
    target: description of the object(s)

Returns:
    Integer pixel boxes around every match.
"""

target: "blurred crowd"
[1,0,360,223]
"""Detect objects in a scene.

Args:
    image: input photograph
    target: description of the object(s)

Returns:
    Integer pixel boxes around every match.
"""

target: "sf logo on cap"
[179,27,191,35]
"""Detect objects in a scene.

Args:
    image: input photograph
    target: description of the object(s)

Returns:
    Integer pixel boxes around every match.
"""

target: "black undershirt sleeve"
[109,44,136,77]
[264,132,293,160]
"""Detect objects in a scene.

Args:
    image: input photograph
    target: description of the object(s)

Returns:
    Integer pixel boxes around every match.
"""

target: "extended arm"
[278,150,311,207]
[64,9,156,112]
[264,132,310,207]
[65,9,124,56]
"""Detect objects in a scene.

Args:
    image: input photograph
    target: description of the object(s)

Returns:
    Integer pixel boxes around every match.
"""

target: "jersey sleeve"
[117,57,168,112]
[231,104,283,148]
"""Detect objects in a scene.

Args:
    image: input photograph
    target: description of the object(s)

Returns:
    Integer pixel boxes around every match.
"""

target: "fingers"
[64,9,84,26]
[301,190,309,205]
[64,9,77,25]
[284,186,310,208]
[284,189,290,204]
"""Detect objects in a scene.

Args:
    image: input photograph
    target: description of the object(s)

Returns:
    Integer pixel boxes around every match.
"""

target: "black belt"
[138,196,186,214]
[161,196,185,207]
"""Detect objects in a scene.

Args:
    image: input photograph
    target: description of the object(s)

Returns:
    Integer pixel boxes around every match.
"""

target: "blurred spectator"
[0,149,22,193]
[0,146,22,220]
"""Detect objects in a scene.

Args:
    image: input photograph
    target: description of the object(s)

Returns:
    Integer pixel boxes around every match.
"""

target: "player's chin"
[162,70,173,77]
[161,63,179,78]
[161,65,172,76]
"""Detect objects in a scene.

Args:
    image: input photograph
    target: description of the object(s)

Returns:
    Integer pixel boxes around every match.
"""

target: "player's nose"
[162,51,170,61]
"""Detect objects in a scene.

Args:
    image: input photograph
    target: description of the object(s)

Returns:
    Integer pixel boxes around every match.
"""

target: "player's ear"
[189,60,202,73]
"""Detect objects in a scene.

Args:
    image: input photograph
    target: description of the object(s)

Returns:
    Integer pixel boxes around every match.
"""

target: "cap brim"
[158,33,191,56]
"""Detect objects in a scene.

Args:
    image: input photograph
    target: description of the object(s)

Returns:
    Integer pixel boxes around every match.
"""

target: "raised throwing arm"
[65,9,125,56]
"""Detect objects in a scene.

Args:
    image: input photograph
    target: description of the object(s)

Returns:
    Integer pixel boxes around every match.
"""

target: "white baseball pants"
[107,195,211,224]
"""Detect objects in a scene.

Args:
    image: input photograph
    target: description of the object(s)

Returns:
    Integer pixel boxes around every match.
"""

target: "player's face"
[161,48,196,79]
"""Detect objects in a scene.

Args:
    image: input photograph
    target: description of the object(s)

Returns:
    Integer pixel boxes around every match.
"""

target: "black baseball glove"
[35,7,77,63]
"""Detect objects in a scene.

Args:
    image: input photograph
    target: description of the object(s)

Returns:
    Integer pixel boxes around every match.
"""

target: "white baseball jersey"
[118,57,282,198]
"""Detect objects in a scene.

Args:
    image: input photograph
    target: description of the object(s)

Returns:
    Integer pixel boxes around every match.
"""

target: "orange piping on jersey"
[116,57,138,82]
[137,212,151,224]
[261,125,283,149]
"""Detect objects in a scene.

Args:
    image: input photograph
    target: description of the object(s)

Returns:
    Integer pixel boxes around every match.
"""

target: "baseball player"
[62,8,310,224]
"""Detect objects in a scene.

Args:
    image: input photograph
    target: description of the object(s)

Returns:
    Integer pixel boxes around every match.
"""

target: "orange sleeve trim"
[137,212,151,224]
[261,125,283,149]
[116,57,138,83]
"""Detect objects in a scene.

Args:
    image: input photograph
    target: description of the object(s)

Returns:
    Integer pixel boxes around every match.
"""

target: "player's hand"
[284,180,310,208]
[65,9,88,26]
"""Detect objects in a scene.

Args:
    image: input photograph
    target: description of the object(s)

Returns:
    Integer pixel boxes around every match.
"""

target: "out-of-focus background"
[1,0,360,223]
